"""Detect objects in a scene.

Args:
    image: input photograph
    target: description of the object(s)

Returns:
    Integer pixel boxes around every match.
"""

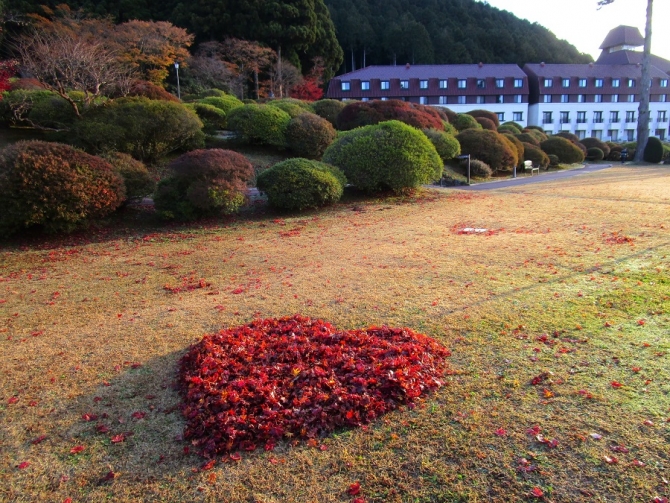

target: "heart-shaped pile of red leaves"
[179,315,450,457]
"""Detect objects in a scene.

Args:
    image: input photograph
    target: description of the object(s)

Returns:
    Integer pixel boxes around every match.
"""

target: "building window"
[612,94,619,103]
[562,78,570,88]
[476,79,486,89]
[457,79,467,89]
[514,79,523,88]
[420,80,428,89]
[592,130,602,140]
[628,79,635,87]
[610,111,619,123]
[578,78,587,88]
[594,94,603,103]
[626,111,636,122]
[476,96,485,104]
[661,79,669,88]
[595,79,604,88]
[496,79,505,88]
[656,129,666,141]
[658,111,668,122]
[513,111,523,122]
[341,81,350,91]
[496,95,504,104]
[439,80,448,89]
[361,97,369,102]
[577,111,586,123]
[381,97,388,101]
[626,129,635,141]
[612,78,620,88]
[400,80,409,89]
[593,111,603,123]
[561,94,569,103]
[577,94,585,103]
[544,78,553,87]
[661,94,667,103]
[543,95,552,103]
[576,130,586,139]
[514,95,522,103]
[381,80,390,90]
[457,95,466,104]
[608,129,618,141]
[419,96,427,104]
[361,81,370,91]
[497,112,505,122]
[560,111,570,124]
[543,111,553,124]
[627,94,635,102]
[439,96,447,105]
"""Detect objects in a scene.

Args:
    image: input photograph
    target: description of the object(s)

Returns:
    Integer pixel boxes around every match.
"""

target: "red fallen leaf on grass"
[530,373,549,386]
[131,411,146,420]
[352,499,366,503]
[643,420,654,426]
[8,396,18,404]
[63,499,72,503]
[604,321,613,327]
[530,487,544,498]
[229,453,241,461]
[82,413,98,422]
[111,434,126,443]
[637,319,646,326]
[31,435,47,445]
[604,455,618,464]
[632,367,642,373]
[201,459,216,471]
[611,381,623,388]
[631,459,646,467]
[95,424,110,433]
[101,471,117,481]
[611,445,630,453]
[319,444,328,451]
[348,482,361,496]
[494,428,507,436]
[17,461,30,469]
[526,425,542,436]
[70,445,85,454]
[652,498,669,503]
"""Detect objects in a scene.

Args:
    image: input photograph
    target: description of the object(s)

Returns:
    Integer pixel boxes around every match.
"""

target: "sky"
[476,0,670,62]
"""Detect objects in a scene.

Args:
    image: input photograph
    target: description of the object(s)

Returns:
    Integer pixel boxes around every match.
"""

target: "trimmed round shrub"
[580,138,611,158]
[28,94,78,130]
[574,142,588,156]
[467,109,500,127]
[256,158,345,211]
[336,100,444,131]
[643,136,664,163]
[227,104,291,149]
[413,103,449,124]
[102,152,156,201]
[475,117,497,131]
[313,99,346,127]
[540,137,585,164]
[468,159,492,178]
[547,154,560,166]
[285,113,337,159]
[323,120,443,192]
[554,131,579,143]
[442,122,458,135]
[125,80,180,102]
[525,125,545,132]
[498,124,521,134]
[523,128,548,142]
[198,95,244,115]
[270,98,314,112]
[8,78,44,91]
[73,97,205,163]
[268,99,313,118]
[154,149,254,221]
[422,129,461,162]
[440,107,457,123]
[501,134,525,169]
[586,147,604,161]
[452,113,482,132]
[523,143,550,168]
[186,103,228,132]
[456,129,518,172]
[0,141,125,236]
[514,133,540,147]
[501,121,523,134]
[197,89,228,99]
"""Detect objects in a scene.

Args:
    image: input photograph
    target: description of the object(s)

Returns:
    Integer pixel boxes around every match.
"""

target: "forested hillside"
[3,0,592,79]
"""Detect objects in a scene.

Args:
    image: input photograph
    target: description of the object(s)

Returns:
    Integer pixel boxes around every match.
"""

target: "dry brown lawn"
[1,165,669,503]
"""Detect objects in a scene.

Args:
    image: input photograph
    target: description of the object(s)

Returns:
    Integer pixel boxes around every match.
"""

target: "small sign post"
[458,154,471,185]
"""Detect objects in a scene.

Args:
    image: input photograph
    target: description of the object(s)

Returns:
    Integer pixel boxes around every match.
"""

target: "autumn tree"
[599,0,652,161]
[290,58,324,100]
[0,61,15,95]
[218,38,276,100]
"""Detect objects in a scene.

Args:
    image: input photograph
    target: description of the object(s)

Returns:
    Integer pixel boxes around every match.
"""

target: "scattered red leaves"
[163,278,211,294]
[31,435,47,445]
[530,373,549,386]
[348,482,362,496]
[604,232,634,245]
[17,461,30,470]
[69,445,85,455]
[179,315,450,457]
[611,381,623,388]
[530,487,544,498]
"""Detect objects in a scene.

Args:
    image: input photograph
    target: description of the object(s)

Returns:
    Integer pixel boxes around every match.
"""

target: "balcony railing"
[659,118,669,122]
[610,119,620,123]
[577,119,587,123]
[560,119,570,124]
[593,119,604,123]
[542,120,553,124]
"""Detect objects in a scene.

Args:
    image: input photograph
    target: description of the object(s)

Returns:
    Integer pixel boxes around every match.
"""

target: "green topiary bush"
[475,117,497,131]
[267,99,312,118]
[73,97,204,163]
[580,138,610,158]
[540,137,585,164]
[422,129,461,162]
[524,128,548,143]
[0,141,125,236]
[154,149,254,221]
[586,147,604,161]
[125,80,180,102]
[514,133,540,147]
[554,131,579,143]
[498,124,521,134]
[323,120,443,193]
[256,158,345,211]
[467,159,492,178]
[522,143,550,169]
[466,109,500,127]
[501,134,525,169]
[186,103,228,133]
[452,114,482,132]
[198,95,244,115]
[336,100,444,131]
[456,129,518,172]
[285,113,337,159]
[312,99,346,127]
[442,122,458,135]
[643,136,664,163]
[227,104,291,149]
[500,121,523,134]
[102,152,156,201]
[547,154,560,166]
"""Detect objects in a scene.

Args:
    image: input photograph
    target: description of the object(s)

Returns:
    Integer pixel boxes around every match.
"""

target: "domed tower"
[596,25,670,74]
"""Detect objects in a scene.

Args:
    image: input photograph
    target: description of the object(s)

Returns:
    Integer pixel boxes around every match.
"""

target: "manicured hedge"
[466,109,500,127]
[154,149,254,221]
[285,113,337,158]
[452,114,482,132]
[267,98,313,117]
[586,147,604,161]
[501,134,525,169]
[197,95,244,115]
[554,131,579,143]
[313,99,346,127]
[102,152,156,201]
[323,120,443,192]
[514,133,540,147]
[522,142,550,169]
[256,158,345,211]
[186,103,228,132]
[501,121,523,133]
[456,129,518,172]
[643,136,664,163]
[468,159,492,178]
[580,137,611,158]
[336,100,444,131]
[523,128,548,143]
[540,137,585,164]
[125,80,180,102]
[422,129,461,162]
[0,141,125,236]
[227,104,291,148]
[475,117,497,131]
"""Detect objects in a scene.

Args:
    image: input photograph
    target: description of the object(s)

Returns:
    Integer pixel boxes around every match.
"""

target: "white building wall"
[435,103,529,128]
[528,102,669,141]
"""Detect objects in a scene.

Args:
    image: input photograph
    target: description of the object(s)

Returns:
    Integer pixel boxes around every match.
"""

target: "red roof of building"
[334,64,527,80]
[596,51,670,75]
[523,63,668,80]
[599,25,644,50]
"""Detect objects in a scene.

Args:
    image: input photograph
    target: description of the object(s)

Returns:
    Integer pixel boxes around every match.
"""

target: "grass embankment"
[1,165,669,502]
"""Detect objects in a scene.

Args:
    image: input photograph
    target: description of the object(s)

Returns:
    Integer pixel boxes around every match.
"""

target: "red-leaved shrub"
[179,315,451,456]
[336,99,444,131]
[124,80,180,102]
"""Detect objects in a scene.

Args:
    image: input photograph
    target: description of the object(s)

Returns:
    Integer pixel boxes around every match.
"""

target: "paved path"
[447,164,615,191]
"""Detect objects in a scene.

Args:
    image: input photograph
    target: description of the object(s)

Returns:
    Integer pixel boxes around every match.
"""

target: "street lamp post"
[174,62,181,100]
